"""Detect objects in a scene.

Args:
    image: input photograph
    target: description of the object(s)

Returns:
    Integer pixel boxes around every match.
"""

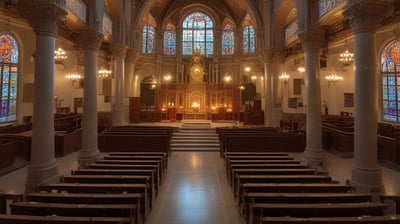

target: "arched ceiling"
[106,0,262,28]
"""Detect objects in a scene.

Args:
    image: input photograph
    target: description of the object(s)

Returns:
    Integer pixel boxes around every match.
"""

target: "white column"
[125,48,138,97]
[343,1,388,195]
[78,29,103,164]
[18,2,67,193]
[299,27,325,168]
[112,44,128,126]
[262,49,273,126]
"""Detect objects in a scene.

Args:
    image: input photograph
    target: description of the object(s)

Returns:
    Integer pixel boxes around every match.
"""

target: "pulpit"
[167,107,176,120]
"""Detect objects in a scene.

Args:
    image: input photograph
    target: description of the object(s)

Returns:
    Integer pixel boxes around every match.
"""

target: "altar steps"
[171,127,220,151]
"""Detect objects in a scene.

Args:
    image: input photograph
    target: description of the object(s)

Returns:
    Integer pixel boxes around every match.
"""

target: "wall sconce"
[54,47,67,64]
[224,75,232,83]
[325,72,343,87]
[250,75,257,81]
[279,72,290,83]
[297,66,305,73]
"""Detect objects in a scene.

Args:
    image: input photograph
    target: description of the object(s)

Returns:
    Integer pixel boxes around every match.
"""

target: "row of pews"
[216,126,306,156]
[223,152,400,224]
[0,151,168,224]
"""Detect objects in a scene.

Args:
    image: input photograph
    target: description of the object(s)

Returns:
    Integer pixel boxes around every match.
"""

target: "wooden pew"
[0,214,132,224]
[228,163,309,183]
[61,174,156,202]
[36,182,149,217]
[27,192,144,223]
[105,151,169,167]
[242,193,372,223]
[98,134,170,153]
[259,215,400,224]
[82,163,163,184]
[10,202,140,224]
[231,168,318,194]
[99,155,167,174]
[224,155,295,174]
[249,202,387,224]
[0,193,23,214]
[236,175,334,205]
[0,140,15,169]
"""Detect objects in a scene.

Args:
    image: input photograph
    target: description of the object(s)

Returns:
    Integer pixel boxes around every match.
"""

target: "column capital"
[111,43,128,59]
[126,48,139,63]
[79,29,104,51]
[298,26,325,52]
[343,0,390,33]
[18,1,67,37]
[261,48,274,63]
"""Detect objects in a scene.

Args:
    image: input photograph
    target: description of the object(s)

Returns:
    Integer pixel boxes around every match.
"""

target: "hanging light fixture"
[339,36,354,65]
[54,47,67,64]
[279,72,290,83]
[325,72,343,86]
[65,73,83,80]
[98,69,111,78]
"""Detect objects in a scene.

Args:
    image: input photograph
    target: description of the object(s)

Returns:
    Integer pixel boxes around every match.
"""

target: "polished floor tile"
[1,150,399,224]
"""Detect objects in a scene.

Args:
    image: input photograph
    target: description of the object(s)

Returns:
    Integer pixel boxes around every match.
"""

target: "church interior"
[0,0,400,223]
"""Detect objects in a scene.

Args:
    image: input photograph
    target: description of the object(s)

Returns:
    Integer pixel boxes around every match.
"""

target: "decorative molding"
[18,1,67,37]
[343,1,390,33]
[298,26,325,51]
[111,43,128,59]
[78,29,103,51]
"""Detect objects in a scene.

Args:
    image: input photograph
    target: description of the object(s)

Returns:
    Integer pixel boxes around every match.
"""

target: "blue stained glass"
[142,25,155,54]
[164,24,176,55]
[383,86,388,100]
[388,86,396,100]
[243,25,255,54]
[2,85,8,97]
[222,24,234,55]
[182,12,213,55]
[388,76,396,85]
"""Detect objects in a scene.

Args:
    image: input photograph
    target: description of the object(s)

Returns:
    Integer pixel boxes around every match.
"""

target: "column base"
[351,165,383,202]
[303,147,326,169]
[112,108,125,126]
[25,161,58,194]
[78,148,101,166]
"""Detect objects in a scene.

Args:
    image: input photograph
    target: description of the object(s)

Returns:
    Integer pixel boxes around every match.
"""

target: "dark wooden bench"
[10,202,140,224]
[99,156,166,174]
[259,215,400,224]
[231,168,318,193]
[228,163,309,183]
[224,155,295,173]
[241,183,354,194]
[98,134,170,153]
[27,192,145,222]
[249,202,387,224]
[236,175,334,204]
[0,193,23,214]
[82,163,163,183]
[0,140,15,169]
[0,214,133,224]
[226,159,302,175]
[61,174,155,202]
[36,182,149,216]
[72,168,159,188]
[242,193,372,222]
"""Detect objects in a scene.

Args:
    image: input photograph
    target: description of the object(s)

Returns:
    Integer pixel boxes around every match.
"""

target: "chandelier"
[98,69,111,78]
[54,48,67,63]
[279,72,290,83]
[339,49,354,64]
[325,72,343,86]
[65,73,83,80]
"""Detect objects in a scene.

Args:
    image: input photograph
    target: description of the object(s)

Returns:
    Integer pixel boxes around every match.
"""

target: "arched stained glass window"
[182,12,213,55]
[142,25,155,54]
[243,25,255,54]
[222,23,234,55]
[0,34,18,123]
[164,23,176,55]
[381,40,400,122]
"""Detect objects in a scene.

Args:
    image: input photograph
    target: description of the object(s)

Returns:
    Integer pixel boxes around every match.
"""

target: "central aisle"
[145,151,244,224]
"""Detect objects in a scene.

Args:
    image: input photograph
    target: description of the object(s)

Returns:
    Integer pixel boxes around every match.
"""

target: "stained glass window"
[182,12,214,55]
[164,23,176,55]
[243,25,255,54]
[222,23,234,55]
[0,34,18,123]
[142,25,155,54]
[382,40,400,122]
